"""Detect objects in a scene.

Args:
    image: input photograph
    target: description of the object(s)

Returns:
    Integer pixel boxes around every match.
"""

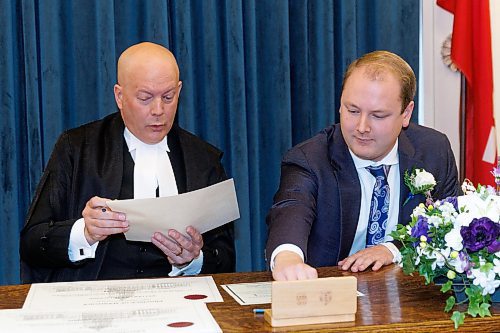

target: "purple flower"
[441,196,458,210]
[460,217,500,252]
[411,215,431,244]
[487,240,500,253]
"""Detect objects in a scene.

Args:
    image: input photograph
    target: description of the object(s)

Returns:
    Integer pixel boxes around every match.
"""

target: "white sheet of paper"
[221,281,365,305]
[106,178,239,241]
[23,276,223,310]
[221,281,272,305]
[0,303,221,333]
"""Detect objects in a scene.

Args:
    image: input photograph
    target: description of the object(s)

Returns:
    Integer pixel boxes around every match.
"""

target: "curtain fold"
[0,0,419,285]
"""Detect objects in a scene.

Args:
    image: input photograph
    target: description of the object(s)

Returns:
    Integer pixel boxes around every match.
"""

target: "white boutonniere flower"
[404,168,436,205]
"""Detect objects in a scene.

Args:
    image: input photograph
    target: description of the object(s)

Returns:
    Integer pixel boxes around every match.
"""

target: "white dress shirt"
[270,141,402,270]
[68,128,203,276]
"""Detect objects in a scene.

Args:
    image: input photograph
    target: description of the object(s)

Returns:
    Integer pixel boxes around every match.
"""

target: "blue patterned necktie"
[366,165,390,247]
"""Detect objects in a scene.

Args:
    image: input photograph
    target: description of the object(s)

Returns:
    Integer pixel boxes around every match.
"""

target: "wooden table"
[0,265,498,332]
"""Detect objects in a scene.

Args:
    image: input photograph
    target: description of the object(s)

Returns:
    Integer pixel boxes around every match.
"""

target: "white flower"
[444,227,463,251]
[428,215,443,227]
[414,169,436,188]
[461,180,476,194]
[411,205,427,218]
[470,268,500,295]
[435,248,450,268]
[457,193,500,222]
[448,253,467,274]
[455,212,474,228]
[438,201,458,216]
[494,258,500,277]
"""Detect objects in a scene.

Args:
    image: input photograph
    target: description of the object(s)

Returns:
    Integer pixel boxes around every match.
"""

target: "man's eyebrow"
[342,101,359,108]
[136,89,153,94]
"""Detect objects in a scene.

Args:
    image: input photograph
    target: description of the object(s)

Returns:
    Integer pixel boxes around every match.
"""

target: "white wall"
[420,1,461,171]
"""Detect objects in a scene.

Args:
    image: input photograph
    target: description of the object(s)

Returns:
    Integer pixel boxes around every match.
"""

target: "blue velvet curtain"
[0,0,419,285]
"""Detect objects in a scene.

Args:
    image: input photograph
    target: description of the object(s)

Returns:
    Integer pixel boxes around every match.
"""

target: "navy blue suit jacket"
[266,123,459,268]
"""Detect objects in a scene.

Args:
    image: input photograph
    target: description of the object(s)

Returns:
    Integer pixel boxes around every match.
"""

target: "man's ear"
[114,84,123,110]
[402,101,414,127]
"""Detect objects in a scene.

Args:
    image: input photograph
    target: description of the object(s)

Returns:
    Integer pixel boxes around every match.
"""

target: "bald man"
[20,42,235,283]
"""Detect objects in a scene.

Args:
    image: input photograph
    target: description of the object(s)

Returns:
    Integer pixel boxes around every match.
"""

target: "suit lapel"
[102,114,126,199]
[398,127,425,223]
[327,126,362,261]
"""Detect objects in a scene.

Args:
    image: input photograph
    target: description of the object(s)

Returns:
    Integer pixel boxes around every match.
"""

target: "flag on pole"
[437,0,496,186]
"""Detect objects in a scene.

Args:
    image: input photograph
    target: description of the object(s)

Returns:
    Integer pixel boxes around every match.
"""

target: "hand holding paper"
[82,196,129,245]
[152,226,204,265]
[106,179,240,242]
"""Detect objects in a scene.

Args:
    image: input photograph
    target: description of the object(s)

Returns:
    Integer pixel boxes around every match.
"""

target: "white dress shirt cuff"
[381,242,401,264]
[68,218,99,262]
[168,250,204,276]
[269,244,304,271]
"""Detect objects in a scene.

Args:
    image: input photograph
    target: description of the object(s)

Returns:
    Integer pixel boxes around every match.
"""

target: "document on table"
[106,178,240,242]
[221,281,365,305]
[23,276,223,310]
[0,303,222,333]
[221,281,272,305]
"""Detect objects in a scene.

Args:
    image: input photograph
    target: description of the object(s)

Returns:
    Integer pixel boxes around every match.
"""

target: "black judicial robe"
[20,112,235,283]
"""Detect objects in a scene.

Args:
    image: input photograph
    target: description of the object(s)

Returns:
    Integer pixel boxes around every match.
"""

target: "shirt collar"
[349,139,399,170]
[123,127,170,153]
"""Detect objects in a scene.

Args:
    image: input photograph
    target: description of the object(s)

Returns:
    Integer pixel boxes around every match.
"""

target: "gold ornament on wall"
[441,34,458,72]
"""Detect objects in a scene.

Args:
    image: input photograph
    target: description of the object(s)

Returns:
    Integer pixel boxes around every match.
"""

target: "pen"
[253,309,265,314]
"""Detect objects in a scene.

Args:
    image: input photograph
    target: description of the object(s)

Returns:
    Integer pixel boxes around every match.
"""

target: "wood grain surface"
[0,265,498,332]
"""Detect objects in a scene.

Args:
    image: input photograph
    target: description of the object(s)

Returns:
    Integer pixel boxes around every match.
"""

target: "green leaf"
[440,280,453,293]
[478,302,491,317]
[444,295,455,312]
[468,301,480,317]
[451,311,465,329]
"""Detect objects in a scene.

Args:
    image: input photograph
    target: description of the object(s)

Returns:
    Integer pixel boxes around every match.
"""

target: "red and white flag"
[437,0,496,186]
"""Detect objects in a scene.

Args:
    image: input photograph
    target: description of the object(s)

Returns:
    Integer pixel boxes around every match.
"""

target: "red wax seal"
[184,294,208,300]
[167,322,194,328]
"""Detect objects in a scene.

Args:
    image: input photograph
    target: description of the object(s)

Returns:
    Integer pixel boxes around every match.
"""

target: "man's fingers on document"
[273,264,317,281]
[339,246,393,272]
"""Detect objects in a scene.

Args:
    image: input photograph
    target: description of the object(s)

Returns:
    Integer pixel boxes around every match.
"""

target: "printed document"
[0,303,221,333]
[23,276,222,310]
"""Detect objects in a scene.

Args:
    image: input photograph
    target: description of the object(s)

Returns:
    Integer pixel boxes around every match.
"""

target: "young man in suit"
[20,42,235,283]
[266,50,459,281]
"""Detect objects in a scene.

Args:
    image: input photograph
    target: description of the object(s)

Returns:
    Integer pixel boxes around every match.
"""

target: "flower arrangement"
[391,169,500,329]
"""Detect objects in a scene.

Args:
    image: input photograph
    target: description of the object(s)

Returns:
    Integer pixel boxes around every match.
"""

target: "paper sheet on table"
[0,303,221,333]
[106,178,239,242]
[23,276,223,310]
[221,281,365,305]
